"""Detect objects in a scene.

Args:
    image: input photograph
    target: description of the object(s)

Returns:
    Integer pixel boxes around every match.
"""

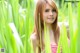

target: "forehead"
[43,2,56,11]
[44,3,53,9]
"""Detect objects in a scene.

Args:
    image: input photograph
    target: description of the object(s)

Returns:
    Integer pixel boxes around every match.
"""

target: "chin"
[48,21,54,24]
[47,22,54,24]
[45,20,55,24]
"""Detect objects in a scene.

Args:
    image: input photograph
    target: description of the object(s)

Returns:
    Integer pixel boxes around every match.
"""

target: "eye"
[45,9,49,12]
[52,9,56,12]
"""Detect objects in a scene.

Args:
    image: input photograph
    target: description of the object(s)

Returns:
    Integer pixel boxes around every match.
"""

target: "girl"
[30,0,60,53]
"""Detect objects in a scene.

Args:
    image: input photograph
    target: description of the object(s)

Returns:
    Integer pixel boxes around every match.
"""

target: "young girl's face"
[43,3,57,24]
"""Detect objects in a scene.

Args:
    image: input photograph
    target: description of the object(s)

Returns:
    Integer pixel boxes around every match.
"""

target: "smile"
[47,18,54,19]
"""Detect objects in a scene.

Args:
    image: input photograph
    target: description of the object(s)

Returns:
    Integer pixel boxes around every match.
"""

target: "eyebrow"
[45,8,56,10]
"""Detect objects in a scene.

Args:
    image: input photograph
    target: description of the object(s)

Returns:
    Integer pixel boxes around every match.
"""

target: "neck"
[45,23,52,31]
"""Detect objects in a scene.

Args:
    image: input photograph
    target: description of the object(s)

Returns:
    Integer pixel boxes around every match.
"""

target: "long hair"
[34,0,59,52]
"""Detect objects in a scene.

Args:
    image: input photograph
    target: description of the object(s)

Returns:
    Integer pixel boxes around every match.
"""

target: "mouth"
[47,18,54,19]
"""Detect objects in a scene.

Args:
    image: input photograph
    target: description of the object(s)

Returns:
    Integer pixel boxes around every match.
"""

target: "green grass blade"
[77,2,80,53]
[44,22,52,53]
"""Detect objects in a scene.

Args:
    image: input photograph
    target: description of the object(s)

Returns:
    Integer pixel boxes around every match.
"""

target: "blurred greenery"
[0,0,80,53]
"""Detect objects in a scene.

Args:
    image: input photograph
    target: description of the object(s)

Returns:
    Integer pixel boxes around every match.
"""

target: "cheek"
[43,13,48,20]
[53,13,57,18]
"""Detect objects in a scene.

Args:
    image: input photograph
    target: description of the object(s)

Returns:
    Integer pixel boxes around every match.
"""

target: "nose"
[49,11,53,16]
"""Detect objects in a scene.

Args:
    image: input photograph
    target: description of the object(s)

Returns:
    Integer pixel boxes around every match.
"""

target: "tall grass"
[0,0,34,53]
[77,2,80,53]
[44,22,52,53]
[0,0,80,53]
[57,1,80,53]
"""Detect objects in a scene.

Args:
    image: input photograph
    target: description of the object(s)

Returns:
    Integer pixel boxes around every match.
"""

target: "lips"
[47,18,54,19]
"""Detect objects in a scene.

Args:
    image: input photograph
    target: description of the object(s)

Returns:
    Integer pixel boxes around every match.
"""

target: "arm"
[30,33,37,53]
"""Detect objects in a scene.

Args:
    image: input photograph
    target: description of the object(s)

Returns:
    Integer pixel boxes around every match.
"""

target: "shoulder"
[58,22,69,31]
[58,22,70,38]
[58,22,62,30]
[30,33,38,52]
[30,33,37,42]
[30,32,39,46]
[58,22,69,29]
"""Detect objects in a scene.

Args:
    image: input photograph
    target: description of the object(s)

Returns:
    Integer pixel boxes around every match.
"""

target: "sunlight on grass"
[0,0,80,53]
